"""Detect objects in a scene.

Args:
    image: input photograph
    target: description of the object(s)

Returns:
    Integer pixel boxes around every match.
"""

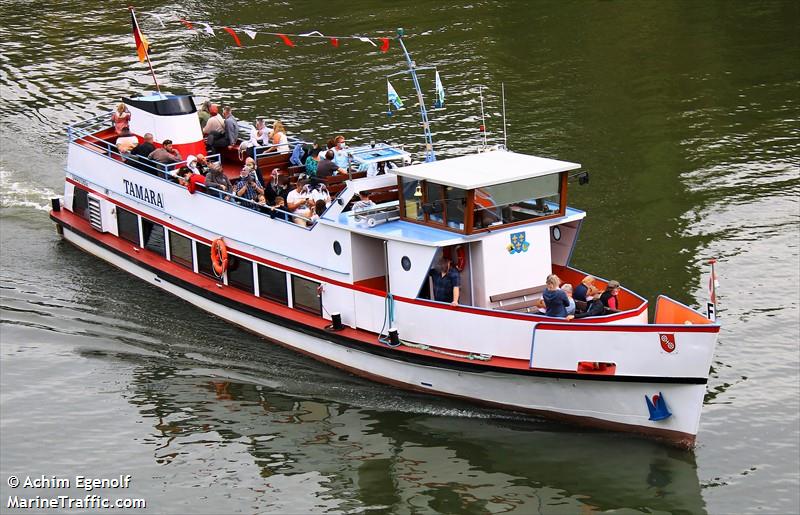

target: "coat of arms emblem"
[659,333,676,353]
[507,232,530,254]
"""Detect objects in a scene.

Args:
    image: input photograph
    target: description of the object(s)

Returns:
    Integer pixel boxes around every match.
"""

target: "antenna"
[501,82,507,149]
[479,85,487,150]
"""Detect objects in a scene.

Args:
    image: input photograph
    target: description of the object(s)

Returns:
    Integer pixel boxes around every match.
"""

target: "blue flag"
[434,70,445,108]
[387,80,404,110]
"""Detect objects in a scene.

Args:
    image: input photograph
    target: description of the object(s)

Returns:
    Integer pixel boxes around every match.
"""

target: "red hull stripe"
[66,177,649,323]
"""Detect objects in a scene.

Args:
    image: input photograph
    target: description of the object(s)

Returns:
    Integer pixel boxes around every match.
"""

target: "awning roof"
[390,150,580,189]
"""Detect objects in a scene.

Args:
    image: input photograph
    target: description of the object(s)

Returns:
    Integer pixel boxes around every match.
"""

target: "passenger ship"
[50,76,720,449]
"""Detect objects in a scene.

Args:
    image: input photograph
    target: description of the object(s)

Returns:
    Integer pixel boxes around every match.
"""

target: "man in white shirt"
[286,176,310,212]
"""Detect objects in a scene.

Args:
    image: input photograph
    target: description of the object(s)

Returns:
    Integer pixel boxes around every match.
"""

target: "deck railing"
[67,115,318,229]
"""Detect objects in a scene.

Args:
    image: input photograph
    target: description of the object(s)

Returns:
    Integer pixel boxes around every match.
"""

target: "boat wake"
[0,166,57,211]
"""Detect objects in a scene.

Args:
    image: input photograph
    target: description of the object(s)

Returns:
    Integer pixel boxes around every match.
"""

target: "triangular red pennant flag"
[380,38,390,53]
[330,37,339,48]
[277,34,295,47]
[223,27,242,47]
[179,18,193,30]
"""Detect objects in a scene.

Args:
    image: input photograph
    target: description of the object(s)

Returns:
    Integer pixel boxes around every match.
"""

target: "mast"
[396,28,436,163]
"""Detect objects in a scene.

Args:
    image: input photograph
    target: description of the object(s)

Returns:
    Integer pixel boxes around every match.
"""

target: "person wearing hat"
[147,139,182,164]
[600,280,621,311]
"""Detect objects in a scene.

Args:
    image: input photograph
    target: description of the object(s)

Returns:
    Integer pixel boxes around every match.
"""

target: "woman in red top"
[111,103,131,135]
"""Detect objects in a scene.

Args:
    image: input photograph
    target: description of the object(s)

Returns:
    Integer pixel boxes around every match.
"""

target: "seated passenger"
[187,154,210,176]
[244,156,265,187]
[574,275,599,302]
[235,165,265,208]
[352,191,376,212]
[600,280,621,312]
[148,139,182,164]
[309,183,331,207]
[293,197,315,227]
[561,283,576,316]
[573,297,605,319]
[316,150,346,178]
[255,118,270,145]
[286,176,310,212]
[543,274,569,318]
[203,104,226,150]
[223,106,239,147]
[270,196,289,221]
[265,172,290,205]
[266,120,289,153]
[331,134,349,169]
[205,162,233,200]
[111,103,131,135]
[130,133,155,159]
[197,101,212,130]
[311,199,327,222]
[115,128,139,156]
[175,167,206,194]
[305,148,322,177]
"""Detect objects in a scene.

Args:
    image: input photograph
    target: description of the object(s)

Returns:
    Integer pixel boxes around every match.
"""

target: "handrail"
[202,183,315,227]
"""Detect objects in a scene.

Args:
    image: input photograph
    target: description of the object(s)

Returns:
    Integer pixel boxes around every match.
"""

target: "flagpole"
[396,28,435,163]
[129,6,161,95]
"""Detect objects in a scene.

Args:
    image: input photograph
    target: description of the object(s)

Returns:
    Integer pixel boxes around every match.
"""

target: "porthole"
[401,256,411,271]
[333,241,342,255]
[552,226,562,241]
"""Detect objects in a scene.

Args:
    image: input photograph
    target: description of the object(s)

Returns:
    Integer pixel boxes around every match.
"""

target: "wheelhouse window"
[227,255,254,294]
[116,207,140,245]
[472,174,563,231]
[292,276,321,315]
[401,177,423,221]
[73,187,89,219]
[169,231,193,269]
[196,242,215,278]
[142,219,166,257]
[258,265,288,304]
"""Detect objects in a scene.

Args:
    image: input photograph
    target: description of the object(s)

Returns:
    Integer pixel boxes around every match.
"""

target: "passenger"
[203,104,226,150]
[286,176,310,212]
[332,135,349,169]
[205,162,233,200]
[265,171,290,206]
[267,120,290,153]
[574,275,599,302]
[352,190,376,212]
[197,101,211,130]
[561,283,576,316]
[175,167,206,194]
[428,256,460,306]
[293,197,315,227]
[312,199,327,222]
[223,106,239,147]
[111,103,131,135]
[131,133,155,159]
[573,297,606,319]
[187,154,210,176]
[115,127,138,156]
[543,274,569,318]
[255,118,270,145]
[235,165,265,208]
[243,156,264,186]
[270,196,289,221]
[600,280,622,312]
[309,183,331,207]
[148,139,183,164]
[317,150,346,178]
[305,148,322,177]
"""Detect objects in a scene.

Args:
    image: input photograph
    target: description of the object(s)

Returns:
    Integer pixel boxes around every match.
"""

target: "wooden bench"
[500,299,541,312]
[489,285,546,303]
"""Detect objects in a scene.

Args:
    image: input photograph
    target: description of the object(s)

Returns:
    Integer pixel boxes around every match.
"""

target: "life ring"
[454,245,466,272]
[211,238,228,277]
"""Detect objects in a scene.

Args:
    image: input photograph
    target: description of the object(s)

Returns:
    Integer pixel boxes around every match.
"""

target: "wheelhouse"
[394,151,579,234]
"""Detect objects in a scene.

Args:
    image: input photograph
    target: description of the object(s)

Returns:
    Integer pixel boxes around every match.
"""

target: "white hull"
[61,226,704,445]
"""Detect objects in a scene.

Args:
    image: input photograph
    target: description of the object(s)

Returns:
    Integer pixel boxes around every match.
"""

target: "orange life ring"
[211,238,228,277]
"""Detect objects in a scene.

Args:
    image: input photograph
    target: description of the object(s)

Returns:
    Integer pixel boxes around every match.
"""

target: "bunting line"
[223,27,241,47]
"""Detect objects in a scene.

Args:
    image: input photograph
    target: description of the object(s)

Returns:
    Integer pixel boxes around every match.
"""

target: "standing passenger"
[223,106,239,147]
[429,257,460,306]
[197,101,211,130]
[111,103,131,135]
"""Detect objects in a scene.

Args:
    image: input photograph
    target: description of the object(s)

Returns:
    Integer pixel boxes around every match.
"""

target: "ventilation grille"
[87,195,103,231]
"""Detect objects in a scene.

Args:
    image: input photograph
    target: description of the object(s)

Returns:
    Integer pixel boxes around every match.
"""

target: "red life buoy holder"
[454,245,466,272]
[211,238,228,277]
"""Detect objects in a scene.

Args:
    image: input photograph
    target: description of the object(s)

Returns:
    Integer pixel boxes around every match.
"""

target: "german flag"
[130,9,149,63]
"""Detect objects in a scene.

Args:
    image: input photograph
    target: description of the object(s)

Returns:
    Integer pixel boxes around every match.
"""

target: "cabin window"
[258,265,288,304]
[444,186,467,230]
[425,182,446,225]
[142,219,166,257]
[196,242,215,278]
[472,174,562,230]
[227,255,254,294]
[401,177,423,221]
[116,207,140,245]
[73,187,89,219]
[292,276,321,315]
[169,231,193,269]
